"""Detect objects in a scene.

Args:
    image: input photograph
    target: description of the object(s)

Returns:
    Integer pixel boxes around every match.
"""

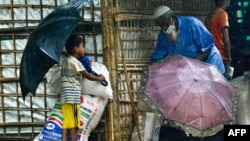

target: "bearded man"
[151,5,225,74]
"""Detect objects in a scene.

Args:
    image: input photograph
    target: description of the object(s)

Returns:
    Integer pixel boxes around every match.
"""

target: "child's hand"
[98,74,105,81]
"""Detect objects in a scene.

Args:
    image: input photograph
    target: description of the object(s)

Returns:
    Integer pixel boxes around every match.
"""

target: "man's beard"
[166,29,178,41]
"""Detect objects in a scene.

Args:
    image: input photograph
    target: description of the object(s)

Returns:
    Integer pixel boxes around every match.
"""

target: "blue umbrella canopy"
[20,0,88,100]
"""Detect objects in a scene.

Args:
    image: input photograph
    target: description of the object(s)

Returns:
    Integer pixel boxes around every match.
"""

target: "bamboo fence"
[0,0,215,141]
[102,0,214,141]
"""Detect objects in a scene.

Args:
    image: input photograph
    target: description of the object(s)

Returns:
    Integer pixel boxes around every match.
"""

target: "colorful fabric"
[61,103,80,129]
[151,16,225,74]
[60,54,85,104]
[205,8,229,60]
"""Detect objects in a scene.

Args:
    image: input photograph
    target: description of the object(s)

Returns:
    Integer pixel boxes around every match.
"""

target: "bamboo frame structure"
[101,0,116,141]
[101,0,215,141]
[0,0,215,140]
[0,0,105,140]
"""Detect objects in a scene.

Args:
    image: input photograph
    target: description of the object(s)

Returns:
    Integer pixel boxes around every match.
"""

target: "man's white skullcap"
[153,5,172,19]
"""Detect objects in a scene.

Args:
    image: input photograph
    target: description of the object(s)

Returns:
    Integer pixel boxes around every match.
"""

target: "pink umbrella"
[138,55,239,137]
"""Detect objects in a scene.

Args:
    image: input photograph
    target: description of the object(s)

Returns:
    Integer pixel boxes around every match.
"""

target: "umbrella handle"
[92,71,108,87]
[100,79,108,87]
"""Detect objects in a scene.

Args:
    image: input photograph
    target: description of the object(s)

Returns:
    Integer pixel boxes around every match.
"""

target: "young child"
[60,35,105,141]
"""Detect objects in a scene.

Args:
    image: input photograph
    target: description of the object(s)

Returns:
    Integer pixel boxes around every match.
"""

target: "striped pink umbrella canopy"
[138,55,238,137]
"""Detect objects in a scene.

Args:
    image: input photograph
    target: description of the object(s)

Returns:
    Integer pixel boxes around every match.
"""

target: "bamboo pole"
[102,0,116,141]
[0,122,45,127]
[0,26,35,34]
[115,14,154,22]
[0,22,100,34]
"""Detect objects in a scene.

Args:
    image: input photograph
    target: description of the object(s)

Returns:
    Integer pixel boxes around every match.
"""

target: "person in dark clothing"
[159,126,224,141]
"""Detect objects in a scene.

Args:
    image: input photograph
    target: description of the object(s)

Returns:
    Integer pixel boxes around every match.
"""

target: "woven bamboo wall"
[0,0,216,141]
[0,0,104,140]
[102,0,215,141]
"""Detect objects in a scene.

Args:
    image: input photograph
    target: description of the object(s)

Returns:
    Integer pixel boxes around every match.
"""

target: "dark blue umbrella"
[20,0,88,100]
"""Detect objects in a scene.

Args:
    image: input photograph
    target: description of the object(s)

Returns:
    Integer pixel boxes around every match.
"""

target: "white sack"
[81,62,113,99]
[131,112,160,141]
[46,61,113,99]
[230,71,250,124]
